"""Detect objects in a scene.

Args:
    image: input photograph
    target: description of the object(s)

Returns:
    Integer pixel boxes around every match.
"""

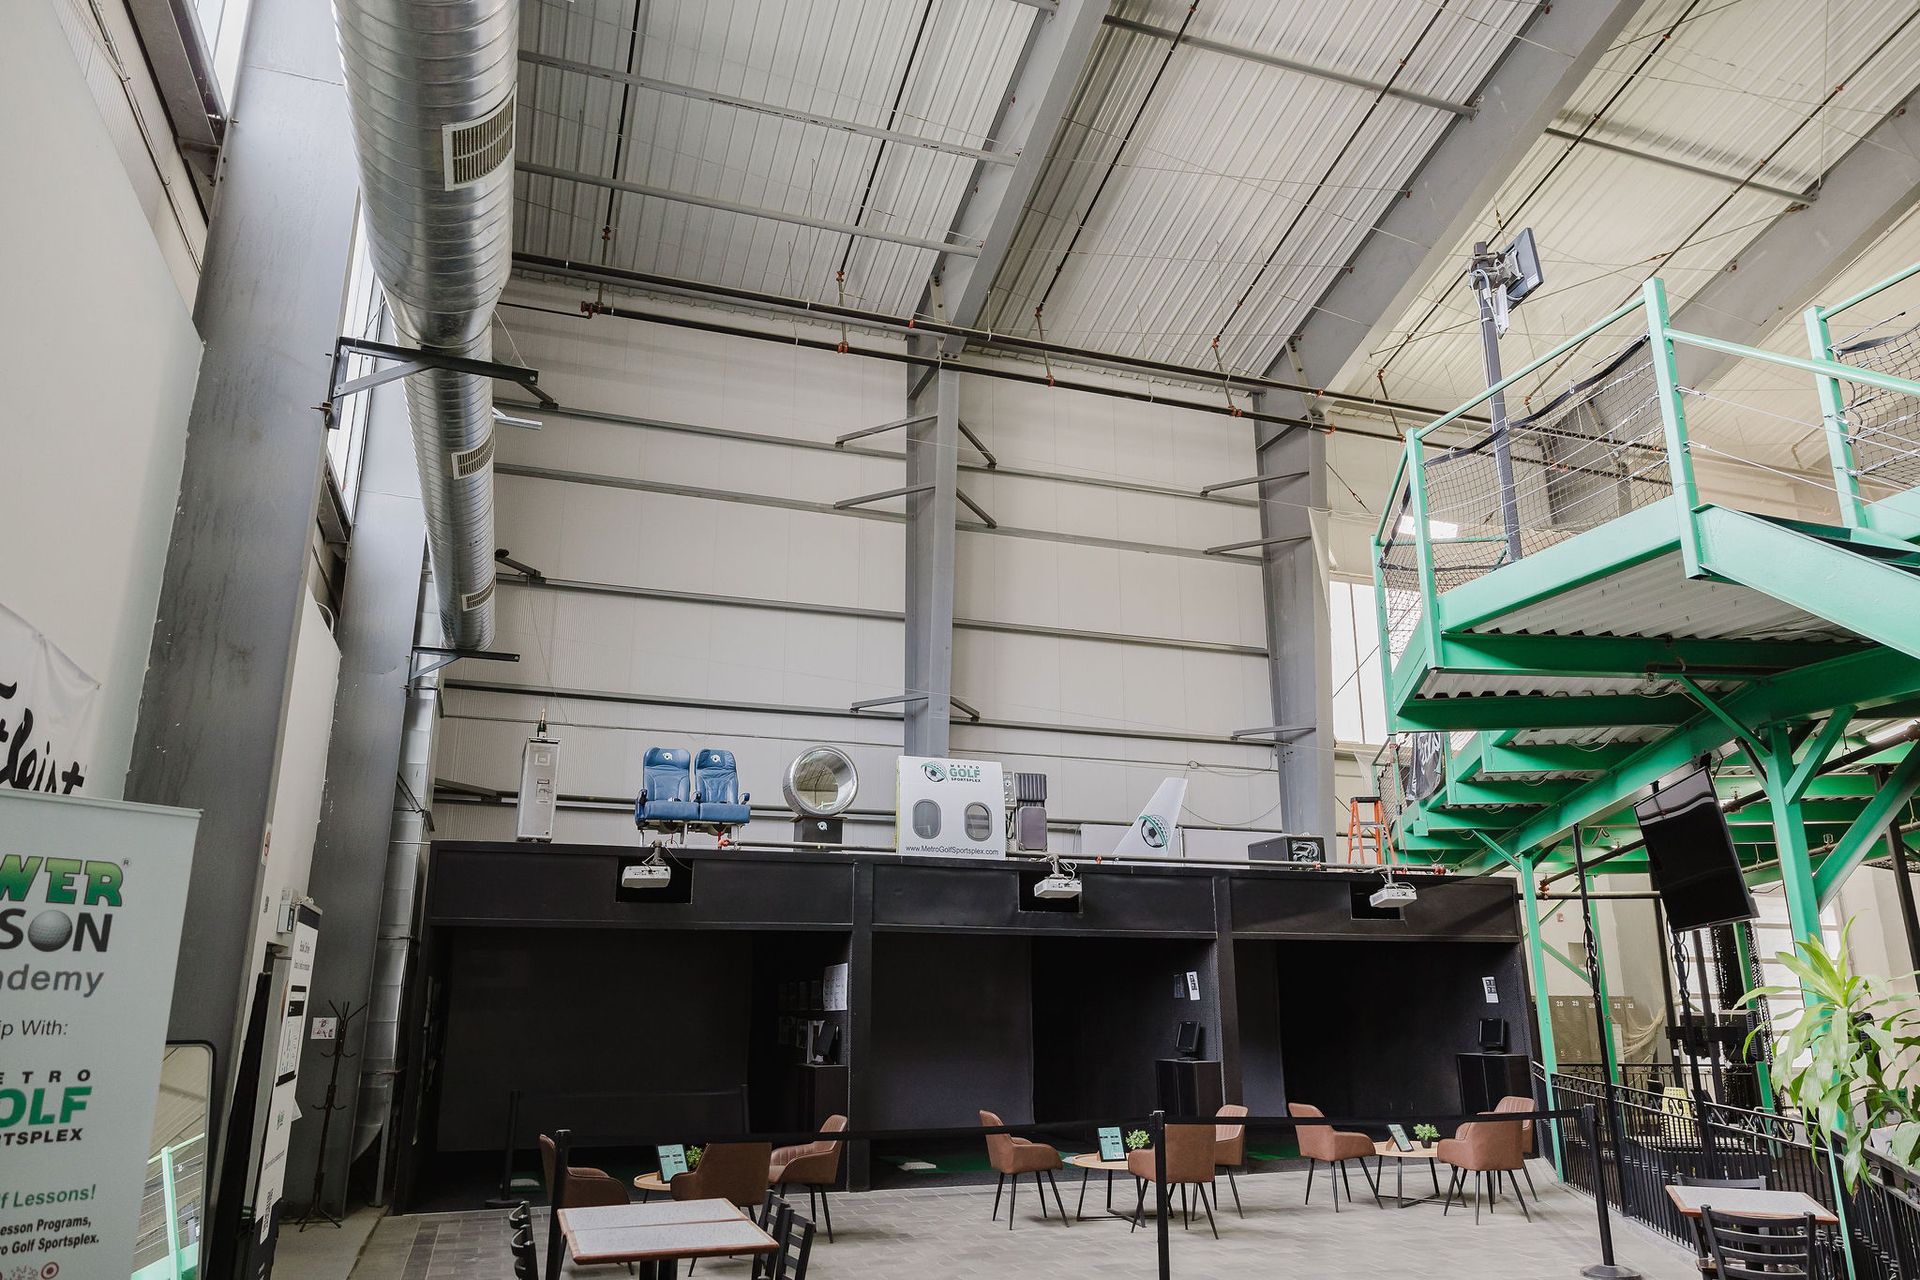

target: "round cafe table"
[1067,1151,1138,1222]
[1372,1140,1445,1207]
[634,1171,674,1201]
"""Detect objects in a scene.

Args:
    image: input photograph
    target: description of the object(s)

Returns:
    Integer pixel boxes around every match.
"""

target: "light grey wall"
[438,278,1286,847]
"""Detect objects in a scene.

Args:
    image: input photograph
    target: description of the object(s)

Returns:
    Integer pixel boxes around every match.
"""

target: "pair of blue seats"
[634,747,752,831]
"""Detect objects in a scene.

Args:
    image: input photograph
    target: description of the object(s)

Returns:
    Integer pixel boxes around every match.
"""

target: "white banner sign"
[0,789,198,1278]
[0,602,102,796]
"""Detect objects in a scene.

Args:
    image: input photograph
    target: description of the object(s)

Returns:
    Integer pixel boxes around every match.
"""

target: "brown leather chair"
[1127,1123,1222,1238]
[1437,1114,1529,1224]
[980,1110,1068,1229]
[1214,1104,1248,1218]
[1289,1102,1379,1211]
[1493,1095,1540,1202]
[770,1115,847,1241]
[538,1133,629,1209]
[672,1141,775,1209]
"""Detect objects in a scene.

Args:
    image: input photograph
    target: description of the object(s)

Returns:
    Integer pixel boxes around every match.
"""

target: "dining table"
[555,1198,779,1278]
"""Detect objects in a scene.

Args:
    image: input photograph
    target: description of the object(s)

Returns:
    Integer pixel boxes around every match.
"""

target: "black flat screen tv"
[1634,766,1756,931]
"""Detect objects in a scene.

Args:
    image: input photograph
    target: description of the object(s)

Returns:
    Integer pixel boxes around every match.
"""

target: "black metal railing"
[1548,1070,1920,1280]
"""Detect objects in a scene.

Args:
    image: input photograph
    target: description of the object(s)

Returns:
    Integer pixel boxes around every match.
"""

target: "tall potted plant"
[1739,921,1920,1189]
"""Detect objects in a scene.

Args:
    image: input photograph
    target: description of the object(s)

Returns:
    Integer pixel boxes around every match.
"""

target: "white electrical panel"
[517,734,560,841]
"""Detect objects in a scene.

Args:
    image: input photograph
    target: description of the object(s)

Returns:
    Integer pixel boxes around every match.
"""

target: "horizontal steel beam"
[1200,468,1307,497]
[502,574,1270,657]
[835,482,934,510]
[1542,127,1812,203]
[1103,15,1473,117]
[517,162,982,256]
[836,413,936,446]
[519,50,1013,166]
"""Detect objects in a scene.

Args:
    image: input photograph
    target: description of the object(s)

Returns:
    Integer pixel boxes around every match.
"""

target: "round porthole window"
[782,745,859,817]
[964,802,993,840]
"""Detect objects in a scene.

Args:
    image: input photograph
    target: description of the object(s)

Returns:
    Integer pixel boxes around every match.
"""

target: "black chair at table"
[1699,1205,1818,1280]
[1676,1176,1768,1275]
[769,1204,817,1280]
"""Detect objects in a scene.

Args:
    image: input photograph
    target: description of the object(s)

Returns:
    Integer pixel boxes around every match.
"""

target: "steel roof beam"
[1278,0,1643,404]
[1103,16,1474,118]
[517,161,981,256]
[1668,85,1920,392]
[921,0,1106,347]
[1540,127,1812,204]
[518,50,1014,167]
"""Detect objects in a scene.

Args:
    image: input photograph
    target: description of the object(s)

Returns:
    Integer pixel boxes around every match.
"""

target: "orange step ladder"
[1347,795,1387,865]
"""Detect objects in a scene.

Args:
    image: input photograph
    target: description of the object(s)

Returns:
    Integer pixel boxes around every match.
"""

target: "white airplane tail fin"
[1113,777,1187,857]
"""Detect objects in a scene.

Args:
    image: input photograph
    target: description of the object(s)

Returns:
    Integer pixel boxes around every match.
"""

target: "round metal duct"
[783,746,859,817]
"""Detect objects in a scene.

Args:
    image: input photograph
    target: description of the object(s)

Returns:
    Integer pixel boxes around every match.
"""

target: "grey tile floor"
[281,1162,1699,1280]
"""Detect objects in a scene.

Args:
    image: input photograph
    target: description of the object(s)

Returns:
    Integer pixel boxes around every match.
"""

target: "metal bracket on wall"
[835,413,998,468]
[1231,724,1313,742]
[850,691,982,722]
[1205,533,1311,556]
[1198,468,1309,497]
[320,336,558,428]
[411,645,520,682]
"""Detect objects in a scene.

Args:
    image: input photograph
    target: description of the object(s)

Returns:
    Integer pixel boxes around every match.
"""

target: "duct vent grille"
[442,89,515,190]
[450,432,495,479]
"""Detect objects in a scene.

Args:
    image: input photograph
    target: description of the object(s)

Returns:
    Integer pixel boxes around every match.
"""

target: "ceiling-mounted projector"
[621,863,672,889]
[1370,881,1417,909]
[1034,872,1082,900]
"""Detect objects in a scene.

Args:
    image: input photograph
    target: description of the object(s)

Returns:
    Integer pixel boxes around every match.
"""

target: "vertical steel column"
[1253,387,1335,840]
[1804,306,1868,530]
[1762,724,1825,950]
[1520,856,1566,1175]
[286,377,429,1212]
[1891,827,1920,976]
[123,0,359,1168]
[1470,244,1524,564]
[903,341,959,756]
[1729,922,1777,1111]
[1574,833,1623,1087]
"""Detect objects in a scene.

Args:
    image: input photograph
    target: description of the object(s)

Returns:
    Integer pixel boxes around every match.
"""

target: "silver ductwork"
[334,0,518,648]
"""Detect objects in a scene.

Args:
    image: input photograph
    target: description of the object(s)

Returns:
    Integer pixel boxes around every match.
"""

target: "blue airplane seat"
[693,748,751,826]
[634,746,698,826]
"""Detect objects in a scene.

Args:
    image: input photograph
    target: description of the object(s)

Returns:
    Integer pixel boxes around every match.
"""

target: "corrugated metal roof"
[1418,670,1741,701]
[514,0,1032,315]
[1358,0,1920,471]
[977,0,1526,372]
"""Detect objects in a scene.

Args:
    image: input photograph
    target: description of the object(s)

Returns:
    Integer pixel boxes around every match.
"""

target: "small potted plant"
[1125,1129,1150,1152]
[1413,1124,1440,1151]
[685,1145,704,1171]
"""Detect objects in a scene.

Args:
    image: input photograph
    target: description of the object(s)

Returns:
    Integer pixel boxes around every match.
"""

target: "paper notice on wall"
[0,601,102,796]
[1482,976,1499,1004]
[823,962,849,1012]
[0,789,197,1280]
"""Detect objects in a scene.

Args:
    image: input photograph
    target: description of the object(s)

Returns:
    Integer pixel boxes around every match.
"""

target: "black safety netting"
[1377,338,1670,660]
[1837,321,1920,497]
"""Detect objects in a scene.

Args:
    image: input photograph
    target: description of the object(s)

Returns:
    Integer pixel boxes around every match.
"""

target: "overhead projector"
[1034,872,1082,900]
[621,863,673,889]
[1369,881,1417,909]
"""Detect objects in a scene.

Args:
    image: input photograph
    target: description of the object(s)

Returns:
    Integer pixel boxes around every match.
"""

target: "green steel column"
[1644,275,1705,575]
[1763,724,1825,949]
[1520,857,1566,1175]
[1804,307,1868,529]
[161,1143,182,1280]
[1587,882,1624,1086]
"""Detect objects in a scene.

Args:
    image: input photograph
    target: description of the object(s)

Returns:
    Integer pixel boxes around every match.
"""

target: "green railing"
[1373,268,1920,739]
[131,1133,204,1280]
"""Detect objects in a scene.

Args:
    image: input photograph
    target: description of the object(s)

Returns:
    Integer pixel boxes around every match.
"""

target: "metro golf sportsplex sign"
[0,790,197,1278]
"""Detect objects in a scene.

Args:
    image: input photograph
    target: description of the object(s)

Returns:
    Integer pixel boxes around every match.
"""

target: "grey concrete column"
[1250,398,1337,841]
[284,381,428,1212]
[123,0,358,1155]
[903,344,959,756]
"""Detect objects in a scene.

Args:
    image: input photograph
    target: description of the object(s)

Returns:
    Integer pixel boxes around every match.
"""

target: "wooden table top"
[559,1199,780,1264]
[1374,1140,1440,1160]
[633,1170,674,1193]
[1663,1184,1839,1224]
[1068,1152,1133,1171]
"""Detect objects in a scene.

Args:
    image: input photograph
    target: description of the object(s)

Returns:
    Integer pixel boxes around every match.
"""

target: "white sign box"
[0,789,197,1279]
[895,756,1006,859]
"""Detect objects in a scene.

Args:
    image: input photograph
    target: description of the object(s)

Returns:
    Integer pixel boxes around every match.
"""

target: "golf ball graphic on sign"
[28,909,74,951]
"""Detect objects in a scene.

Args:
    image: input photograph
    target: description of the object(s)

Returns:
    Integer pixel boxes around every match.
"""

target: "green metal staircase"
[1370,268,1920,951]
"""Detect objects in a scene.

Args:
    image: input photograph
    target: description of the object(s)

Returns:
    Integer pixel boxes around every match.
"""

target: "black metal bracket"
[320,337,558,428]
[411,645,520,681]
